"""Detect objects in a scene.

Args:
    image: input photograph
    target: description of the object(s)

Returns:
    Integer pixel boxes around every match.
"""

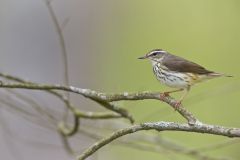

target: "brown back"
[162,53,213,74]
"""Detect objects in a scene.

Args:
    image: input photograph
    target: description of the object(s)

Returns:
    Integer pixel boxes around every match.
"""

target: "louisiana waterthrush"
[139,49,232,108]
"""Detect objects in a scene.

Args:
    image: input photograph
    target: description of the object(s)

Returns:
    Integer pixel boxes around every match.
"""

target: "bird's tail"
[208,72,233,78]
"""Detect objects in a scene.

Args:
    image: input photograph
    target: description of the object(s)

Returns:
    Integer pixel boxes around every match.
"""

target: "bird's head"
[138,49,167,64]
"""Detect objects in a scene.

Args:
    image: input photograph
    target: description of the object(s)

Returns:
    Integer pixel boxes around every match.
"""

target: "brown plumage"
[162,53,214,75]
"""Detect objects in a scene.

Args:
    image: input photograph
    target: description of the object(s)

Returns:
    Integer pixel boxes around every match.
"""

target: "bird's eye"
[152,52,157,56]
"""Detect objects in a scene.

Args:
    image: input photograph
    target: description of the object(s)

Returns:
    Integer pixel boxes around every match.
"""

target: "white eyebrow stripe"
[150,50,166,54]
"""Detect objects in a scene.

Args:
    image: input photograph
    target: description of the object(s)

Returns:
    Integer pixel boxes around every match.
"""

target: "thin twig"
[44,0,70,123]
[7,90,57,123]
[196,139,240,152]
[45,0,69,92]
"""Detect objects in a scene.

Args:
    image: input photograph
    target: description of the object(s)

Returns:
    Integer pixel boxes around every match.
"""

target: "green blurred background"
[92,0,240,159]
[1,0,240,160]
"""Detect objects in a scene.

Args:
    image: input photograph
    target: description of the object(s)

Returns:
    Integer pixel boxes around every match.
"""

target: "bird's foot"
[160,92,170,100]
[174,101,182,110]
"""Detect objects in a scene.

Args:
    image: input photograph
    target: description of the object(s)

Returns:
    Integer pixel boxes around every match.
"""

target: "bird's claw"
[174,101,182,110]
[160,93,182,110]
[160,92,170,100]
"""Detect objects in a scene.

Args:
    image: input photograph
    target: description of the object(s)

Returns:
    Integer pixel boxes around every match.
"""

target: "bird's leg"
[174,86,191,108]
[160,88,184,100]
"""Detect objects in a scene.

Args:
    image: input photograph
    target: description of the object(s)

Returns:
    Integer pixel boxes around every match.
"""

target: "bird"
[138,49,232,108]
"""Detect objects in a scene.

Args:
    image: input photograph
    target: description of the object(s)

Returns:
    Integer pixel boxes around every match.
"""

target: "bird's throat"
[150,57,164,67]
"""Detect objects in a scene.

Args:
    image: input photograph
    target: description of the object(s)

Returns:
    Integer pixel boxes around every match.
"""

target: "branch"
[104,91,198,125]
[74,110,121,119]
[0,82,134,123]
[0,73,129,122]
[45,0,69,90]
[0,73,132,155]
[79,123,230,160]
[77,121,240,160]
[44,0,70,123]
[0,82,195,124]
[0,74,239,159]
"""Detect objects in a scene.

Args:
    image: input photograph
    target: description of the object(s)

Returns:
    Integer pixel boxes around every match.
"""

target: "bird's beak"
[138,55,148,59]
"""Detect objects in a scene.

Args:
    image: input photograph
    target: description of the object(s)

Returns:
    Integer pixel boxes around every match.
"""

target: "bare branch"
[0,81,194,124]
[77,121,240,160]
[0,82,134,123]
[45,0,69,90]
[79,124,230,160]
[74,111,121,119]
[44,0,70,124]
[0,73,127,120]
[104,91,198,124]
[0,73,239,159]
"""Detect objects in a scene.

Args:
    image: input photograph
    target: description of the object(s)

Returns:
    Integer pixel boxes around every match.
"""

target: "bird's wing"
[162,53,213,74]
